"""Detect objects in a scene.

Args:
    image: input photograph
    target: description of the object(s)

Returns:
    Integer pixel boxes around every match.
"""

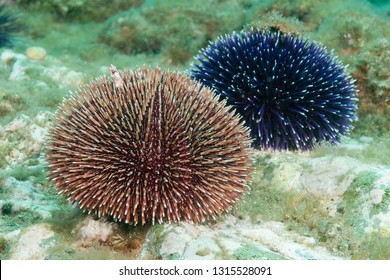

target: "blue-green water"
[0,0,389,260]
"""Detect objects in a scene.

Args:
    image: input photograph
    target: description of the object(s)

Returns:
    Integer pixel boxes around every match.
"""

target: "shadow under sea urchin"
[190,30,358,151]
[46,67,253,225]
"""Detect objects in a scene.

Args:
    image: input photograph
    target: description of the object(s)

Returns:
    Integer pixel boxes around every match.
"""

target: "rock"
[26,47,47,61]
[142,216,339,260]
[367,212,390,238]
[4,230,21,241]
[17,0,138,23]
[0,113,51,166]
[1,49,15,66]
[301,156,359,198]
[99,0,246,65]
[370,189,385,205]
[8,55,29,81]
[10,223,55,260]
[0,88,23,118]
[42,66,85,87]
[232,148,389,259]
[0,49,84,87]
[2,177,56,219]
[78,217,118,246]
[359,136,374,143]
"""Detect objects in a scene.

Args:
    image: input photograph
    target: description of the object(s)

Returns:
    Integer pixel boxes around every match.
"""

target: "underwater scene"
[0,0,389,260]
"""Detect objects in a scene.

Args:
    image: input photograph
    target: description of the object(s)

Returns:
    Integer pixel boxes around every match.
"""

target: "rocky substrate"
[0,114,388,260]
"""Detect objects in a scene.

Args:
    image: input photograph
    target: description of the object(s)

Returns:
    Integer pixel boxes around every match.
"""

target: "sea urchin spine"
[46,67,252,225]
[0,4,21,48]
[190,30,358,151]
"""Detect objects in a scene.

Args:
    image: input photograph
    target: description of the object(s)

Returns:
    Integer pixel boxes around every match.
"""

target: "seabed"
[0,0,389,260]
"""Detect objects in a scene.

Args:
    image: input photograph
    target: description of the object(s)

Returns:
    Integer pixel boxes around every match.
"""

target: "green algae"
[15,0,139,23]
[1,209,42,230]
[0,145,13,169]
[46,213,149,260]
[5,0,387,136]
[235,155,389,259]
[0,0,388,261]
[371,188,389,217]
[143,224,170,259]
[341,171,378,216]
[0,80,65,127]
[46,206,84,237]
[213,236,231,260]
[343,171,389,219]
[310,137,390,165]
[0,164,64,232]
[0,88,24,121]
[99,0,247,65]
[352,233,390,260]
[0,236,10,259]
[0,164,47,182]
[1,202,13,215]
[233,244,286,260]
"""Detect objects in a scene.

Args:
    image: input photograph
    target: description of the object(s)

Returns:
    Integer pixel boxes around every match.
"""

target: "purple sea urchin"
[46,67,252,225]
[190,30,358,151]
[0,4,20,47]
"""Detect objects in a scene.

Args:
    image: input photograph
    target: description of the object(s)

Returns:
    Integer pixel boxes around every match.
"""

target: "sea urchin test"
[46,66,252,225]
[190,30,358,151]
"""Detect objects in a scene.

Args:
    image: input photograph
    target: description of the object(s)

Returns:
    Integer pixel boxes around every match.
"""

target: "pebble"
[359,136,374,143]
[1,50,16,65]
[26,47,47,60]
[78,217,118,246]
[370,189,385,205]
[10,223,55,260]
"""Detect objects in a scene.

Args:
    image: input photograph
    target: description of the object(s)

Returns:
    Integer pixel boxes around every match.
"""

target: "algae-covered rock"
[99,0,247,65]
[0,88,23,119]
[141,216,338,260]
[246,11,306,34]
[26,46,47,61]
[15,0,142,22]
[353,38,390,136]
[0,236,8,255]
[0,113,51,167]
[1,0,388,261]
[234,143,390,259]
[0,177,57,219]
[9,223,56,260]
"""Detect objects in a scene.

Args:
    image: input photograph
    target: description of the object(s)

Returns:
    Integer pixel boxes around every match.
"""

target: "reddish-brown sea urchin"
[46,67,253,225]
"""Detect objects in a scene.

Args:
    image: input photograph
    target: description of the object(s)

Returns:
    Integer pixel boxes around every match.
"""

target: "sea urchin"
[46,67,252,225]
[190,30,358,151]
[0,4,20,48]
